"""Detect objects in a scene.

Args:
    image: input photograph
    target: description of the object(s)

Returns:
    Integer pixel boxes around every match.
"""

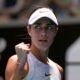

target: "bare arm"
[5,55,19,80]
[5,55,29,80]
[5,43,30,80]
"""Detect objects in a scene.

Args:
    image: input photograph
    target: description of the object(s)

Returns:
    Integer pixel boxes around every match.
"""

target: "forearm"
[13,62,25,80]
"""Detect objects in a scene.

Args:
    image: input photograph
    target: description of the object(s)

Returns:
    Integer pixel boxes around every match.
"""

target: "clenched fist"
[15,42,30,65]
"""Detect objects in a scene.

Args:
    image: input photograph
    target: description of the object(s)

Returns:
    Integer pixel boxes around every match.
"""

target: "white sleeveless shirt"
[23,52,61,80]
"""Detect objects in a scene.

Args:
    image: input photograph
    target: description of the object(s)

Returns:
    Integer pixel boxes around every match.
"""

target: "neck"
[30,44,49,64]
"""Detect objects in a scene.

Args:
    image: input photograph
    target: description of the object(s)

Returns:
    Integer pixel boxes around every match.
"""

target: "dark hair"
[28,5,49,18]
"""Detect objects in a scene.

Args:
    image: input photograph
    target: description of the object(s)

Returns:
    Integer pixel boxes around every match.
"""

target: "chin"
[39,47,49,52]
[35,44,50,51]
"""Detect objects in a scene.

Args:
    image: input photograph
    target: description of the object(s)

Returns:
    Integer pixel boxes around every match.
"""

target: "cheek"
[48,32,57,42]
[49,31,57,37]
[28,29,36,38]
[29,31,38,42]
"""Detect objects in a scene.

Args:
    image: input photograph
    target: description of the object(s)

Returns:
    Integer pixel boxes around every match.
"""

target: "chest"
[23,53,60,80]
[32,63,58,80]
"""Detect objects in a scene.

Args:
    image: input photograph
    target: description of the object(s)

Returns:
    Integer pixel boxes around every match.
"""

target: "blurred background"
[0,0,80,80]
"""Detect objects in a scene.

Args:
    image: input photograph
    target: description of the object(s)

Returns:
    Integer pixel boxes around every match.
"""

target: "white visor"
[28,8,58,25]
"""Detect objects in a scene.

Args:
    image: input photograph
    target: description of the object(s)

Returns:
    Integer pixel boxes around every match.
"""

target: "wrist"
[17,59,25,67]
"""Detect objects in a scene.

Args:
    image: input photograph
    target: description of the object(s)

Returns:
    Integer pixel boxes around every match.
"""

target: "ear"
[27,26,31,37]
[54,27,59,36]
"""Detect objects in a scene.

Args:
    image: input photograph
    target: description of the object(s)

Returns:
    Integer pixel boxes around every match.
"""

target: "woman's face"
[27,18,58,51]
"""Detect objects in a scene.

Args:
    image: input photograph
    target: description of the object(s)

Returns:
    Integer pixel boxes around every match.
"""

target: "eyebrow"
[34,22,56,26]
[34,23,41,25]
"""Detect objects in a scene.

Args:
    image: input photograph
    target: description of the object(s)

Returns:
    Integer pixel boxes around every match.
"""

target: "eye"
[47,26,53,30]
[47,23,58,31]
[33,23,42,29]
[35,26,41,29]
[46,25,55,31]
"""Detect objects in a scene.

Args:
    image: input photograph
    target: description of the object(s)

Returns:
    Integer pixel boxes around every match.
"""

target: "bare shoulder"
[9,54,18,60]
[5,54,18,71]
[5,55,18,80]
[6,55,18,66]
[49,59,63,74]
[55,62,63,80]
[5,55,29,80]
[50,59,63,79]
[55,63,63,73]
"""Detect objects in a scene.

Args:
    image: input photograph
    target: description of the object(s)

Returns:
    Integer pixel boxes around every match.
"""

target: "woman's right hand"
[15,42,30,65]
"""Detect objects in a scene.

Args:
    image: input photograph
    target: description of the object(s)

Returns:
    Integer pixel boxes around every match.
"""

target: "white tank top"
[23,52,61,80]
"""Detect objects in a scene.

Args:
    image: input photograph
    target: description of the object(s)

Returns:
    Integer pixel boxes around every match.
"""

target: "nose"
[41,28,47,36]
[40,24,48,36]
